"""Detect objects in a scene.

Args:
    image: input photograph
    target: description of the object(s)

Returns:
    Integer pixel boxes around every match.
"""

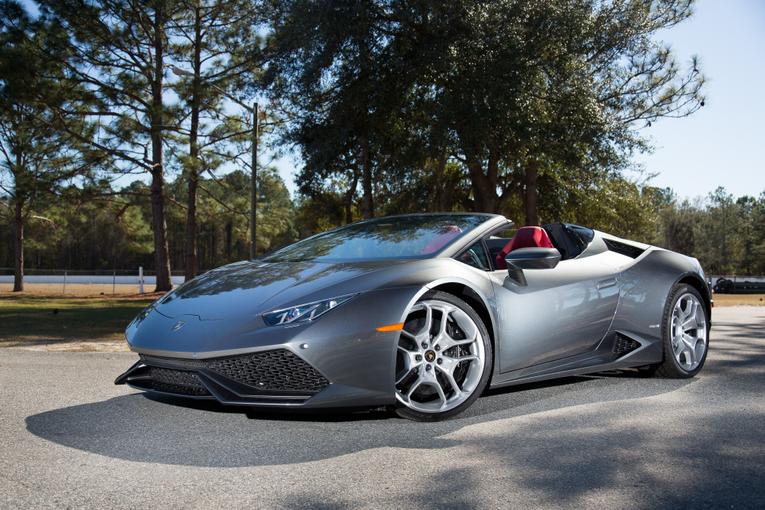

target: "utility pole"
[250,102,259,259]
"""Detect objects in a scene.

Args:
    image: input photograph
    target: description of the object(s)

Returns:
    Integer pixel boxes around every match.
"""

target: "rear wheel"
[654,284,710,378]
[394,291,492,421]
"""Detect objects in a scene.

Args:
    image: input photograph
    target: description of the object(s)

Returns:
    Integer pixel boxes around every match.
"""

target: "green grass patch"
[0,295,153,344]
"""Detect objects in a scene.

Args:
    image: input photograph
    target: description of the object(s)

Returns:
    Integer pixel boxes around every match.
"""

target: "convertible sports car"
[116,213,711,421]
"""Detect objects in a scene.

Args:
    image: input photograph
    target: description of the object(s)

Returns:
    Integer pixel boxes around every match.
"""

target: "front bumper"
[116,286,423,409]
[116,349,332,406]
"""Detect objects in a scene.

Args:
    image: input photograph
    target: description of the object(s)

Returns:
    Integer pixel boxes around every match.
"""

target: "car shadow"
[25,372,692,468]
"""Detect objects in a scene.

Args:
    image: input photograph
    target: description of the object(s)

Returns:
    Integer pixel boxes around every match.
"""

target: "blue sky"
[632,0,765,200]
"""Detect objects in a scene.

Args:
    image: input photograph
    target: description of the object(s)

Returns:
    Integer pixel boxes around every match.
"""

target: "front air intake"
[139,349,329,395]
[149,366,211,396]
[206,350,329,393]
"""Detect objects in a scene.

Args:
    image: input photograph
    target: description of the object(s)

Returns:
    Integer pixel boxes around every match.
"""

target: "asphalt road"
[1,306,763,509]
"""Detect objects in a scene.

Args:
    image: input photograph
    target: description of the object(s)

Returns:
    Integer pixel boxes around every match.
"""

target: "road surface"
[1,306,763,509]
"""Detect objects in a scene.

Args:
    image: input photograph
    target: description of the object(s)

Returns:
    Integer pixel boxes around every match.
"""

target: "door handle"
[597,277,618,290]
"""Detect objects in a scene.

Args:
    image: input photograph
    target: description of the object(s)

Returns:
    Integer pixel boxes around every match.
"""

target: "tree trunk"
[360,136,374,219]
[465,156,499,213]
[225,221,233,260]
[12,198,24,292]
[358,26,374,220]
[185,166,198,278]
[522,161,539,226]
[150,5,172,292]
[251,103,258,258]
[433,150,448,211]
[344,173,358,224]
[184,1,202,281]
[458,136,501,213]
[150,167,172,291]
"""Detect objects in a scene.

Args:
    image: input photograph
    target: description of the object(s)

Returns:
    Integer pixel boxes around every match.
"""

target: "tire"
[654,284,710,378]
[394,290,493,421]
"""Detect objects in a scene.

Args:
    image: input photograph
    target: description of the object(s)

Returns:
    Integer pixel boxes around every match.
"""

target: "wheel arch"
[675,273,712,321]
[423,280,497,354]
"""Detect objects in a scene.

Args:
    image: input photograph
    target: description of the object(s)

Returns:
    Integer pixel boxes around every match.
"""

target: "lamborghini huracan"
[116,213,711,421]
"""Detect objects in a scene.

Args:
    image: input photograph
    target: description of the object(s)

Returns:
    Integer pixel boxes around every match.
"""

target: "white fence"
[0,268,185,294]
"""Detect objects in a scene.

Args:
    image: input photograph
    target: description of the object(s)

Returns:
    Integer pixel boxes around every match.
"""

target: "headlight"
[262,294,355,326]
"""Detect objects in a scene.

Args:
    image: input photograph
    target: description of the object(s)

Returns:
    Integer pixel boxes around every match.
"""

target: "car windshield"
[263,214,492,262]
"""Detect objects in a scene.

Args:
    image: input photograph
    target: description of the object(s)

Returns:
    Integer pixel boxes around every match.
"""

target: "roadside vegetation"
[0,294,155,347]
[2,181,763,280]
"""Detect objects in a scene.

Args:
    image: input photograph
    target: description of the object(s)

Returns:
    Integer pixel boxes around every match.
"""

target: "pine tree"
[39,0,182,291]
[169,0,265,278]
[0,1,97,291]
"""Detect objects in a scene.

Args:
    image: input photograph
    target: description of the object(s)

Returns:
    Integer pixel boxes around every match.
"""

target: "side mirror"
[505,247,561,285]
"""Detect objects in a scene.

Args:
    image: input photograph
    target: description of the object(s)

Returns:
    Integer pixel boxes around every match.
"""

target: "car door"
[489,234,621,373]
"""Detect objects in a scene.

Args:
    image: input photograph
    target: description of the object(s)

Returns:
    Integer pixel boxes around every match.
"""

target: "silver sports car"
[116,213,711,421]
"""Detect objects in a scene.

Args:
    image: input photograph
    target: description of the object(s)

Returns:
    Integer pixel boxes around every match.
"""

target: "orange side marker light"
[376,322,404,332]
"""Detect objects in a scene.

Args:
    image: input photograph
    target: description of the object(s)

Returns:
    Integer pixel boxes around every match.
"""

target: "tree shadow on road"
[364,405,765,509]
[25,372,692,468]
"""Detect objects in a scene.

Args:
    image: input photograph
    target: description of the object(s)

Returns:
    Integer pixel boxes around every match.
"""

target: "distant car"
[116,214,711,421]
[713,277,765,294]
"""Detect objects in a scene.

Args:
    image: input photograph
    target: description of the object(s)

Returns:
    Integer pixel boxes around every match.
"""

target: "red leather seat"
[495,226,554,269]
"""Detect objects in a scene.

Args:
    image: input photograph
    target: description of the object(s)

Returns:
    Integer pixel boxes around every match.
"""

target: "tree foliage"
[267,0,705,225]
[0,167,294,272]
[3,182,762,277]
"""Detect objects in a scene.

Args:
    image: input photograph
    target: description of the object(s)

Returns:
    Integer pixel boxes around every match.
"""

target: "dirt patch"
[713,294,765,306]
[2,337,131,352]
[0,285,167,299]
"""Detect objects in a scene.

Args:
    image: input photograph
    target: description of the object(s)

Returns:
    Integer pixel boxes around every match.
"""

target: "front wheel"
[654,284,710,378]
[394,291,492,421]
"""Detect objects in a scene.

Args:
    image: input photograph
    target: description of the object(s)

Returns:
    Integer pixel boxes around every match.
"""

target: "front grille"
[149,366,210,396]
[613,334,641,357]
[140,349,329,395]
[207,350,329,394]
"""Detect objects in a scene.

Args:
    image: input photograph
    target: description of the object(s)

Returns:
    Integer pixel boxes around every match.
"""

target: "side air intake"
[604,238,645,259]
[613,333,641,358]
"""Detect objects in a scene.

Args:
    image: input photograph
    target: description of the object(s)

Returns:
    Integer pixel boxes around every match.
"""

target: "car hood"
[153,259,411,320]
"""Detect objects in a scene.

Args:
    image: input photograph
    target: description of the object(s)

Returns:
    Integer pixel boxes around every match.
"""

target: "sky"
[632,0,765,200]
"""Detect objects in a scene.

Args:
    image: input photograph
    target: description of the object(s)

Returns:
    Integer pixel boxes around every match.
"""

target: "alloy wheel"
[670,292,708,371]
[395,299,486,413]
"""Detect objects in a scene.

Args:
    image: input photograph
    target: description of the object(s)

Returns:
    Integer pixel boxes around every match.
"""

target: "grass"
[0,293,158,348]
